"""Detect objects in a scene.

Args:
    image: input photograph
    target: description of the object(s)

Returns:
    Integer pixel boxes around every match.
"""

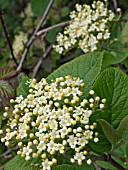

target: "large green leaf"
[5,156,41,170]
[116,115,128,146]
[31,0,49,17]
[47,52,103,97]
[90,68,128,152]
[93,68,128,129]
[17,76,29,98]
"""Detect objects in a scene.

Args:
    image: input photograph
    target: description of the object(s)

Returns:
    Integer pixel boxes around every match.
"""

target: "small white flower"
[100,104,105,108]
[94,137,99,143]
[37,141,46,151]
[87,159,92,165]
[74,152,85,162]
[104,32,110,39]
[97,32,103,40]
[109,13,115,21]
[67,135,78,147]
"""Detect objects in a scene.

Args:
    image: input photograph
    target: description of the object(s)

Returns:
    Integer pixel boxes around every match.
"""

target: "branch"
[17,0,54,72]
[118,19,128,22]
[0,70,20,80]
[36,21,70,37]
[112,0,117,13]
[0,11,18,66]
[0,146,18,158]
[93,162,101,170]
[59,51,83,64]
[0,163,7,170]
[32,44,53,78]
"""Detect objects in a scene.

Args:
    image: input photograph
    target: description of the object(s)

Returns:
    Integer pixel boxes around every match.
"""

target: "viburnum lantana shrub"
[1,76,107,170]
[53,0,121,54]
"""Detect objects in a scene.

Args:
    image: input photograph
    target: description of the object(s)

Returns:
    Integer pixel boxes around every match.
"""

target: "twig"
[32,45,53,78]
[17,0,54,72]
[59,51,83,64]
[0,163,7,170]
[0,11,18,66]
[93,162,101,170]
[112,0,117,13]
[18,0,27,18]
[36,21,70,37]
[0,146,18,158]
[118,19,128,22]
[111,152,127,163]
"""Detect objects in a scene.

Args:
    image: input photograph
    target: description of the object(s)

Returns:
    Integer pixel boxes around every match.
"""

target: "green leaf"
[96,160,117,170]
[50,50,61,68]
[6,156,94,170]
[52,164,76,170]
[53,162,94,170]
[31,0,49,17]
[59,7,70,18]
[102,51,115,67]
[0,80,14,98]
[46,28,61,43]
[123,57,128,68]
[119,13,128,43]
[102,50,128,67]
[89,110,111,153]
[5,156,41,170]
[0,115,4,128]
[111,144,128,169]
[47,52,103,97]
[0,66,14,79]
[103,41,128,66]
[120,22,128,43]
[93,68,128,129]
[90,68,128,152]
[116,115,128,146]
[98,119,117,147]
[75,161,94,170]
[110,50,128,64]
[17,76,29,98]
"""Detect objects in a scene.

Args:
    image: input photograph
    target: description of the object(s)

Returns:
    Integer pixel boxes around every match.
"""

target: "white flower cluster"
[12,31,28,57]
[53,0,118,54]
[1,76,106,170]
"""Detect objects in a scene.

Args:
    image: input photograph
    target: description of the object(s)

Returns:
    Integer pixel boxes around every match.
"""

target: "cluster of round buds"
[12,31,28,58]
[0,76,107,170]
[53,0,121,54]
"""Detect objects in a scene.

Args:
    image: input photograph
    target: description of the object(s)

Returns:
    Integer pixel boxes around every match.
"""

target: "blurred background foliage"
[0,0,128,169]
